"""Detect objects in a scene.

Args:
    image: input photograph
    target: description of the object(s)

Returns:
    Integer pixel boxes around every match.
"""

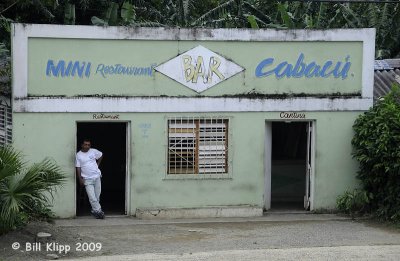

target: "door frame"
[74,120,131,216]
[264,120,315,211]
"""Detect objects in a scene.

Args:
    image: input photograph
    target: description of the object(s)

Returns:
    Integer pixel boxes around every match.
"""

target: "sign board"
[12,25,374,102]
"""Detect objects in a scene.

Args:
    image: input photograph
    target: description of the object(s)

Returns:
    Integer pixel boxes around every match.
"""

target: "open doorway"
[266,121,312,210]
[76,122,127,216]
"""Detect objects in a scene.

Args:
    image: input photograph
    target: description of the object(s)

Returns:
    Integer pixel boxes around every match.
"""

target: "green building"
[11,24,375,218]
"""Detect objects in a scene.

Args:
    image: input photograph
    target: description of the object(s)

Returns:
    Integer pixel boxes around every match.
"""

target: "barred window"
[0,103,12,146]
[168,117,228,174]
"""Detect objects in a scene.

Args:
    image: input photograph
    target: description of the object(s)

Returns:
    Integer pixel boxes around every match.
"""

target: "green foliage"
[92,1,136,26]
[336,189,371,217]
[350,85,400,221]
[277,3,294,28]
[1,1,400,57]
[121,2,136,24]
[0,146,66,234]
[64,3,75,25]
[247,15,258,29]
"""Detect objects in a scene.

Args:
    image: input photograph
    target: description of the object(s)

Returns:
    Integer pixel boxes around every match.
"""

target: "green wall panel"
[13,111,361,217]
[28,39,363,97]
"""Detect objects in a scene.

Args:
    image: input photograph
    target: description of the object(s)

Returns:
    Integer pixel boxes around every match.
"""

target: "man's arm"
[97,155,103,167]
[76,167,84,186]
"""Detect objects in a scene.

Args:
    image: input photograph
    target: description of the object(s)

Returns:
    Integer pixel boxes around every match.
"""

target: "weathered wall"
[27,38,363,96]
[11,25,373,217]
[12,111,360,218]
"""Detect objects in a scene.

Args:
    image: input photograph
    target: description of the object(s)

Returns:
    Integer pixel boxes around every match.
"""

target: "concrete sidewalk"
[54,213,350,227]
[2,213,400,260]
[53,213,400,260]
[77,245,400,261]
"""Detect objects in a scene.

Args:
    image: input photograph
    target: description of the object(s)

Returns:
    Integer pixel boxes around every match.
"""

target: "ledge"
[13,96,373,112]
[135,206,263,219]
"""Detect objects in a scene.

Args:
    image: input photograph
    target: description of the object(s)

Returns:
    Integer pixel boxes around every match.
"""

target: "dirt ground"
[1,215,400,260]
[0,221,100,260]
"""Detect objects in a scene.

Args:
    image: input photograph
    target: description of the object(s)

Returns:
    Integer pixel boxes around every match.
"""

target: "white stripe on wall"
[13,97,373,113]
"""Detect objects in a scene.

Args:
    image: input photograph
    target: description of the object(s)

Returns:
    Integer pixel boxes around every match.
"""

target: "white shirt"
[75,148,103,179]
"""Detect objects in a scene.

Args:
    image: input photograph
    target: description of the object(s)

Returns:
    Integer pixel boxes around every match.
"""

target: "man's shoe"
[91,210,104,219]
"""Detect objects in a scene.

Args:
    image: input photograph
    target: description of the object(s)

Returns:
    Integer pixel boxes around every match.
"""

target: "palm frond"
[243,1,271,24]
[32,0,55,20]
[0,149,66,231]
[131,21,167,27]
[367,3,379,28]
[0,146,24,181]
[316,2,327,29]
[192,0,236,26]
[340,3,362,28]
[277,3,295,29]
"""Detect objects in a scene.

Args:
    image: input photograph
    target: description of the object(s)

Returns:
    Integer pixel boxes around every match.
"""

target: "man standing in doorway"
[76,139,105,219]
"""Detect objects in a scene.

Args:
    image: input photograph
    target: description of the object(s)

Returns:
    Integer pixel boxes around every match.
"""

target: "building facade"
[12,24,375,218]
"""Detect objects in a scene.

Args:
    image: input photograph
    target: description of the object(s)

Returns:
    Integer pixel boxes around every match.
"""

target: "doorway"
[264,121,313,211]
[76,122,128,216]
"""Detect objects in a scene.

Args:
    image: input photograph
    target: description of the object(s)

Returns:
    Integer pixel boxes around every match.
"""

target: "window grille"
[0,102,12,146]
[168,117,228,174]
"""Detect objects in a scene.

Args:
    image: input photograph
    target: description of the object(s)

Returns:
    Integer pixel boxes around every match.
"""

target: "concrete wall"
[12,111,360,218]
[26,38,363,96]
[11,25,373,217]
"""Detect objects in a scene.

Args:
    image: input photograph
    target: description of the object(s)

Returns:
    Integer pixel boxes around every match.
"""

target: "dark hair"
[82,138,91,144]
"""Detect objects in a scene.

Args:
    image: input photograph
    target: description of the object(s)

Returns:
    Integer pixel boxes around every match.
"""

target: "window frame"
[164,116,233,180]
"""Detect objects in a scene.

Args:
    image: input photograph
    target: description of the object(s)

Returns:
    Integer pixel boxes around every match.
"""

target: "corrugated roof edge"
[374,59,400,100]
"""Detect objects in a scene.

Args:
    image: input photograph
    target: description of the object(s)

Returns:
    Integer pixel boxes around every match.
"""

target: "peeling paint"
[22,91,362,100]
[13,96,372,113]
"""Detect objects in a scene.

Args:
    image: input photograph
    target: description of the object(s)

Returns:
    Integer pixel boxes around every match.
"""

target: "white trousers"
[84,177,102,212]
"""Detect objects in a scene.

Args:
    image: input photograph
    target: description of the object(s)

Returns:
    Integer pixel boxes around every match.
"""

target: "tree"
[189,1,400,58]
[0,146,66,234]
[350,85,400,221]
[0,0,400,97]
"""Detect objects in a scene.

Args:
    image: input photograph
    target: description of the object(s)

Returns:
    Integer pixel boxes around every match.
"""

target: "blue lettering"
[64,62,73,77]
[255,58,274,77]
[46,60,66,77]
[332,62,342,78]
[85,63,91,77]
[282,63,293,78]
[319,61,333,77]
[304,62,321,78]
[338,55,351,79]
[94,63,155,77]
[292,53,306,78]
[71,61,86,77]
[46,60,91,78]
[275,62,289,79]
[96,64,106,78]
[117,64,124,74]
[255,54,352,80]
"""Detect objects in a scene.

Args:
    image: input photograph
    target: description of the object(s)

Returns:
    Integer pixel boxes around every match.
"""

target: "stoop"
[135,207,263,219]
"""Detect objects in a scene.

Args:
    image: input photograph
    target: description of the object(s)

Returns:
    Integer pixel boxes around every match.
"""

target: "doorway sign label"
[92,114,120,120]
[280,112,306,119]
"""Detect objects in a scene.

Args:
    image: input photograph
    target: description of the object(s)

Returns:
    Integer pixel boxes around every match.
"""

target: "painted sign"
[280,112,306,119]
[256,54,351,80]
[46,60,156,78]
[92,113,120,119]
[155,45,244,93]
[26,38,363,97]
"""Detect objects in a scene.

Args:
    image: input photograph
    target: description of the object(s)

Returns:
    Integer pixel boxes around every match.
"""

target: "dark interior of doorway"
[271,122,307,210]
[76,122,126,216]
